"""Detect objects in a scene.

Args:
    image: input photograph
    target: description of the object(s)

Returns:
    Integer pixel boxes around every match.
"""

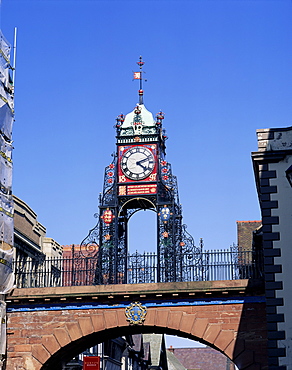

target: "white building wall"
[270,156,292,368]
[254,126,292,368]
[42,237,62,258]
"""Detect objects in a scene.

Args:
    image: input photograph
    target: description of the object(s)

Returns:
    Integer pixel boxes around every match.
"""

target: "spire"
[134,56,145,105]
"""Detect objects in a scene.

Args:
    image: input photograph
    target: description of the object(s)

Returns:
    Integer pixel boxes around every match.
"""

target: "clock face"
[121,146,155,180]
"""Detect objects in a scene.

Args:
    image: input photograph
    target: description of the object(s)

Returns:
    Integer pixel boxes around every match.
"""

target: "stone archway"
[6,301,268,370]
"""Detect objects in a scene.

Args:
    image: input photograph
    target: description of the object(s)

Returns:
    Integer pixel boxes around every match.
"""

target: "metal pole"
[12,27,17,87]
[124,216,128,284]
[156,211,161,283]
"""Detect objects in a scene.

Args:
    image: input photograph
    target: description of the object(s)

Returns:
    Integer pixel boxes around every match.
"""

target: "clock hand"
[136,157,149,166]
[136,160,147,171]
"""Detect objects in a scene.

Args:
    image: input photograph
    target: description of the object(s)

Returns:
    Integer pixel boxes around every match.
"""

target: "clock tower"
[81,57,201,285]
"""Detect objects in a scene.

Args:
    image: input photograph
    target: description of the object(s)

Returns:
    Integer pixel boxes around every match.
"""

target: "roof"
[119,104,156,137]
[132,334,143,352]
[143,334,163,366]
[122,104,155,128]
[168,347,231,370]
[166,350,186,370]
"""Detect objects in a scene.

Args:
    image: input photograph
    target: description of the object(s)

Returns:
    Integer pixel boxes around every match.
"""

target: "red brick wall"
[6,302,268,370]
[237,220,261,251]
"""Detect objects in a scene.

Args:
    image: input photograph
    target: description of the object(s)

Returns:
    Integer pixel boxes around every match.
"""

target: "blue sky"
[1,0,292,254]
[1,0,291,352]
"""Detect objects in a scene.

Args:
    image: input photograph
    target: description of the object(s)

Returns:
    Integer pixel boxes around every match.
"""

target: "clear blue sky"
[2,0,291,352]
[1,0,292,253]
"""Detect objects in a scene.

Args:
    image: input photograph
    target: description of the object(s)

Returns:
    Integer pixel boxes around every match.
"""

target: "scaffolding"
[0,28,16,369]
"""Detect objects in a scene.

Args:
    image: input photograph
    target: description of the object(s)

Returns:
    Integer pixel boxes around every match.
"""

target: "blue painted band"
[7,296,266,313]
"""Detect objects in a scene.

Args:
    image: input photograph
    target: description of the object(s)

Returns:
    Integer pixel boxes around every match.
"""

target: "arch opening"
[128,209,157,254]
[40,325,238,370]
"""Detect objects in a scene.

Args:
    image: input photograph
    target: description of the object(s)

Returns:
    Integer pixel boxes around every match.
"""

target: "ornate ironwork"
[79,59,205,285]
[101,155,117,206]
[79,109,204,284]
[127,251,156,284]
[13,248,263,288]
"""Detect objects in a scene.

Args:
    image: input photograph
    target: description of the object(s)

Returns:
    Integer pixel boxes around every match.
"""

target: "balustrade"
[13,248,263,288]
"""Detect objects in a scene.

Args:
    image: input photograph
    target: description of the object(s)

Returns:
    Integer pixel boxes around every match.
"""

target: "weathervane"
[133,56,146,105]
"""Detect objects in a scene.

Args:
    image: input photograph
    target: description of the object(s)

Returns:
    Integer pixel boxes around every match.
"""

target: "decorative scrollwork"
[101,156,117,206]
[159,161,180,206]
[79,220,100,258]
[142,126,156,135]
[180,224,201,256]
[160,160,172,187]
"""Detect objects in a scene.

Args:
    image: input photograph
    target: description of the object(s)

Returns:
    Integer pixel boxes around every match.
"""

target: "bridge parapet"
[13,248,263,288]
[7,279,264,305]
[6,279,267,370]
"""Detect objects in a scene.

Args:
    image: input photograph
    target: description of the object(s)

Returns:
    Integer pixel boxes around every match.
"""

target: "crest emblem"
[160,206,171,222]
[101,209,114,224]
[125,301,147,325]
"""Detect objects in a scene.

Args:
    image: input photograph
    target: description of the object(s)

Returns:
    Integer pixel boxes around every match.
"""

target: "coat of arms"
[160,206,171,222]
[125,301,147,325]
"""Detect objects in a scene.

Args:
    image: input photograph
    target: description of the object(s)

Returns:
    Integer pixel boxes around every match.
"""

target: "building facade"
[252,126,292,369]
[13,195,62,288]
[236,220,262,252]
[14,195,62,260]
[64,334,167,370]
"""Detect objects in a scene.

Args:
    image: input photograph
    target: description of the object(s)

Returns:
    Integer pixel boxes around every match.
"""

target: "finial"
[137,55,145,69]
[133,56,145,105]
[156,111,165,125]
[115,113,125,128]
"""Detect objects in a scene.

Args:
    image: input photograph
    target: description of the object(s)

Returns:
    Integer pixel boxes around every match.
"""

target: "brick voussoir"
[167,310,183,330]
[53,327,72,347]
[30,355,43,370]
[144,308,156,326]
[31,344,51,364]
[41,334,61,355]
[65,322,83,341]
[103,310,118,329]
[202,324,222,344]
[116,308,129,326]
[155,309,170,327]
[213,330,234,352]
[179,313,196,334]
[78,317,95,336]
[224,338,237,359]
[91,313,106,332]
[191,318,209,339]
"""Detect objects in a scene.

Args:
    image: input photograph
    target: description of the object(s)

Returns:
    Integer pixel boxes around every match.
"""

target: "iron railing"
[13,248,263,289]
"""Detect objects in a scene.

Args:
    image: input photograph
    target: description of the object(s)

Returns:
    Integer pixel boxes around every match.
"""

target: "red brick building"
[62,244,98,286]
[236,220,261,252]
[167,347,235,370]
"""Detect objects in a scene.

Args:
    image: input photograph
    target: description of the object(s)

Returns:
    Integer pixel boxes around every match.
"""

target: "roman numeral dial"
[121,146,155,180]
